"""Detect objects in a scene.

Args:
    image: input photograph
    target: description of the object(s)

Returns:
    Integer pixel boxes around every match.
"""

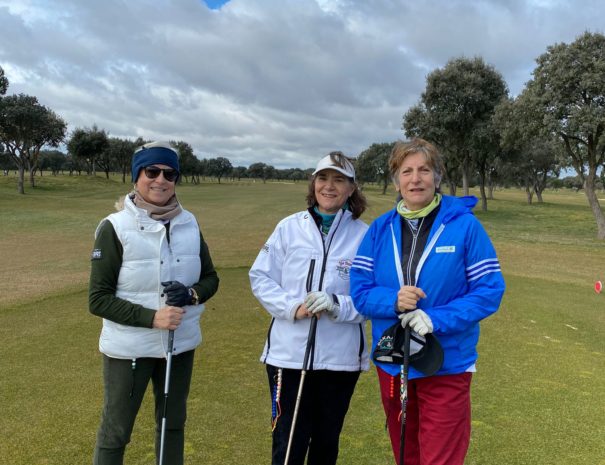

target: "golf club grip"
[402,324,410,373]
[167,329,175,352]
[302,315,318,371]
[163,330,175,394]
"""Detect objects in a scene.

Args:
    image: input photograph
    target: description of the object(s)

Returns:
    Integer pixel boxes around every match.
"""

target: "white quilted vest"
[96,195,203,358]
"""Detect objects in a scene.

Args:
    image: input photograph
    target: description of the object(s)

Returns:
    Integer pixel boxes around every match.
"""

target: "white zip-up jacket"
[95,195,204,358]
[249,209,370,372]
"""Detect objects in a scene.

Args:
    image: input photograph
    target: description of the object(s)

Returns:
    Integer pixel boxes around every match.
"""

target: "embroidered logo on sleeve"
[436,246,456,253]
[91,249,103,260]
[336,258,352,280]
[261,243,270,254]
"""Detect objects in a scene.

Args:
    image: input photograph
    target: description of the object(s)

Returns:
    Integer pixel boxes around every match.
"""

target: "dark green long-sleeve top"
[89,220,220,328]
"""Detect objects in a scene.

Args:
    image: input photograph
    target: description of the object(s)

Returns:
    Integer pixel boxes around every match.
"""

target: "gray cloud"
[0,0,604,168]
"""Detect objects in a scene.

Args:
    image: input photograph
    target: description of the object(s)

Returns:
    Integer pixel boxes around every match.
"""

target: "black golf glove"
[161,281,192,307]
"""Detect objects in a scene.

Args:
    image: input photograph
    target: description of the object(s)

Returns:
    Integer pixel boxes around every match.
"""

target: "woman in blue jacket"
[350,138,505,465]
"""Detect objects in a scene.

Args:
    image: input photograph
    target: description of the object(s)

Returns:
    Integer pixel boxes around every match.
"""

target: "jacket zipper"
[317,213,343,291]
[309,213,345,369]
[404,217,424,287]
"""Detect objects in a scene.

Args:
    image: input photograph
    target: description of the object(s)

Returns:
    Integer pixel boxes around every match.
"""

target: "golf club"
[284,314,318,465]
[399,321,411,465]
[159,329,175,465]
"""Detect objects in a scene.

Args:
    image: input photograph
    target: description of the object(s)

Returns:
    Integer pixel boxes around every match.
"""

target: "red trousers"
[377,367,472,465]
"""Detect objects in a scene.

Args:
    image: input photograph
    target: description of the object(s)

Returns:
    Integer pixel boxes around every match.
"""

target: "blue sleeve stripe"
[353,256,373,265]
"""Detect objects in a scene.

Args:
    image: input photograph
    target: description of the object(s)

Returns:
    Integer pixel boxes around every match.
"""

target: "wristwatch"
[329,294,340,320]
[189,288,200,305]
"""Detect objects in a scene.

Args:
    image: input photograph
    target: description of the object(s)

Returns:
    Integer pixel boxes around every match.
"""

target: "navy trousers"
[266,365,360,465]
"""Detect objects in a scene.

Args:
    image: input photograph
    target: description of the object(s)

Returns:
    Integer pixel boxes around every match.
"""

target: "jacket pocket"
[306,258,316,292]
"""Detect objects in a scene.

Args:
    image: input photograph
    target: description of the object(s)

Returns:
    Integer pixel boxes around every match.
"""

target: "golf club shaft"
[284,315,318,465]
[399,324,411,465]
[284,369,307,465]
[159,329,175,465]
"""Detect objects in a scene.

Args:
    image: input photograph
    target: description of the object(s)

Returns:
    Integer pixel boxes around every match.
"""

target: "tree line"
[355,31,605,238]
[0,114,313,189]
[39,129,314,185]
[1,31,605,236]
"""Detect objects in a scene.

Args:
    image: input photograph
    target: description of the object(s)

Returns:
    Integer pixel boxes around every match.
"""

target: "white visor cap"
[312,154,356,181]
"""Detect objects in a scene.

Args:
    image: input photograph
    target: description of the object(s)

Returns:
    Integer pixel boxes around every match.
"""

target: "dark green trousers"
[93,350,195,465]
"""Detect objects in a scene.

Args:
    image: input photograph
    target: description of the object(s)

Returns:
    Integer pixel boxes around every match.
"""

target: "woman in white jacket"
[249,152,369,465]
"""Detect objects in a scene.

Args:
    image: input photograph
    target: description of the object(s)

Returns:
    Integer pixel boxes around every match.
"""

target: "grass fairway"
[1,174,604,464]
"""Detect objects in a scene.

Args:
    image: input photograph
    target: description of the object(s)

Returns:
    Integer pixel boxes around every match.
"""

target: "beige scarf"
[132,192,182,221]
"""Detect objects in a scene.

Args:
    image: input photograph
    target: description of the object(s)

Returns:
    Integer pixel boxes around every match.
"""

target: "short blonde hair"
[389,138,444,187]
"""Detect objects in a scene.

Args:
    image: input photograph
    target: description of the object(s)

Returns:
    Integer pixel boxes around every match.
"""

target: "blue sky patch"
[203,0,229,9]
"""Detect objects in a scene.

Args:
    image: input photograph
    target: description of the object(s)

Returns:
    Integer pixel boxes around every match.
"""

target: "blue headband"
[131,147,180,182]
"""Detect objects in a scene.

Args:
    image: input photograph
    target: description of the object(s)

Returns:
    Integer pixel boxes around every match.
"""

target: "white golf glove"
[398,309,433,336]
[304,291,339,319]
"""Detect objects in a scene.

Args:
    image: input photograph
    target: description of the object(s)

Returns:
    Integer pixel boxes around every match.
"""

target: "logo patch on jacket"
[436,246,456,253]
[336,258,352,280]
[261,243,270,254]
[91,249,103,260]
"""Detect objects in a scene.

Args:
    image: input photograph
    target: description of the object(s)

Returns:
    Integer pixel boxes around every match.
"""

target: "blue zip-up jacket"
[350,195,505,378]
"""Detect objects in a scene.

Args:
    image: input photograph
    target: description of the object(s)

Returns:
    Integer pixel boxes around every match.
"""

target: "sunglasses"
[144,166,179,182]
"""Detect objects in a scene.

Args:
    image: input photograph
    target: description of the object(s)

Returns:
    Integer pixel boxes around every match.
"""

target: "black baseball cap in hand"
[372,321,444,376]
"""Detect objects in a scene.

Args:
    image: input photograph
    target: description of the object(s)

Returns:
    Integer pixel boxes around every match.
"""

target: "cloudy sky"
[1,0,603,169]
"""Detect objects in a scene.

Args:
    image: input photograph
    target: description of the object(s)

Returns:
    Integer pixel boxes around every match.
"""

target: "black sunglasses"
[144,166,179,182]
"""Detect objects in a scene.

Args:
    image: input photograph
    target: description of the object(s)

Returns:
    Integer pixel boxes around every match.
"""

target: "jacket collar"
[123,194,189,227]
[389,194,477,226]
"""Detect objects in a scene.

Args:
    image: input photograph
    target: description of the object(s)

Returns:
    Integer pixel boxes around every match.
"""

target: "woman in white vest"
[249,152,370,465]
[89,141,219,465]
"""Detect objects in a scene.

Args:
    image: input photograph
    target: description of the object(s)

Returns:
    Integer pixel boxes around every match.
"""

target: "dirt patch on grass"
[0,232,91,308]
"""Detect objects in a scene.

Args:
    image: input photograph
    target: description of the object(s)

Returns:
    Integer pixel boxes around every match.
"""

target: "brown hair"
[305,152,367,219]
[389,138,444,188]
